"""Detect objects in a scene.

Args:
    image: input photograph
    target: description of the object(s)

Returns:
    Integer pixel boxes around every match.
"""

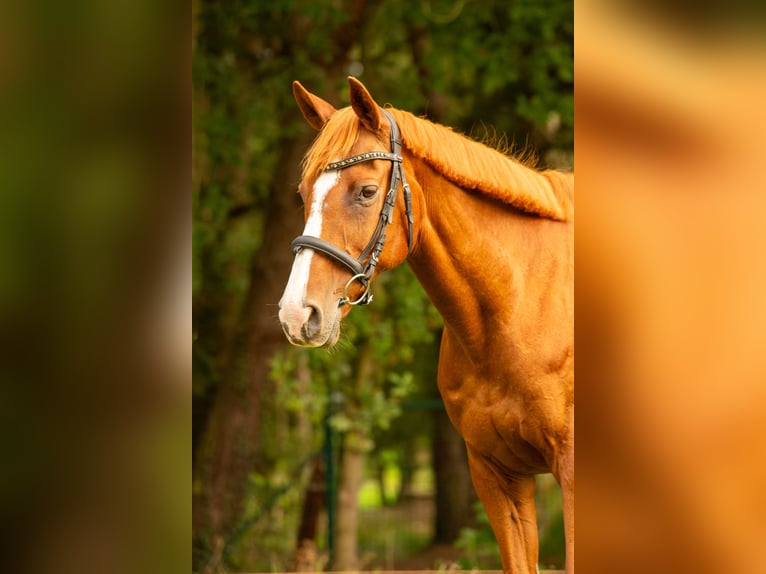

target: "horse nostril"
[301,305,322,340]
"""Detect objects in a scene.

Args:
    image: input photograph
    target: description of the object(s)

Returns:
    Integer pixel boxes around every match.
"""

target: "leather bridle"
[291,109,414,306]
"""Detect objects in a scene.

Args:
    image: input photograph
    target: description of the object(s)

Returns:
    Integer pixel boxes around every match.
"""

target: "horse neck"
[406,159,567,361]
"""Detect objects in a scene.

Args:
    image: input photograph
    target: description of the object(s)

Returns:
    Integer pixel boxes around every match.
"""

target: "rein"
[291,109,414,306]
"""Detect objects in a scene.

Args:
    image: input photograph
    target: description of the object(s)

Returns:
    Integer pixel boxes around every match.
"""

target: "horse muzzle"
[278,300,340,347]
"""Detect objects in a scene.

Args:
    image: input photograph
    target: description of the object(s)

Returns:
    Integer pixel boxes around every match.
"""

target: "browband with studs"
[326,151,401,171]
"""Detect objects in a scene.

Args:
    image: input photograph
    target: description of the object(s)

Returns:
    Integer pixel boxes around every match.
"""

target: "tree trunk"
[191,126,310,571]
[333,343,375,570]
[430,329,477,544]
[291,456,326,572]
[396,438,415,501]
[432,406,477,543]
[334,430,367,570]
[375,455,388,506]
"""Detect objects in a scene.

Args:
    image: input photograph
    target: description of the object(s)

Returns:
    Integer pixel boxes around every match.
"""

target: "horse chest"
[437,342,558,474]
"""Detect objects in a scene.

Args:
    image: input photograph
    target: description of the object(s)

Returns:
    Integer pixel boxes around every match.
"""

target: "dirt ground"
[392,543,470,570]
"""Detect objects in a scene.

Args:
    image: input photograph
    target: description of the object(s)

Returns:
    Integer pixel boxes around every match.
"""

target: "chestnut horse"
[278,77,574,574]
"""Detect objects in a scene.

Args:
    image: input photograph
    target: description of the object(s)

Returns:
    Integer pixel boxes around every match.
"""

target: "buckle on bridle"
[341,273,373,306]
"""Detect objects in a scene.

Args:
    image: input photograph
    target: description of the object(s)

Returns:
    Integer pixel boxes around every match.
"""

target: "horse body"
[410,174,573,464]
[278,77,574,574]
[408,163,574,574]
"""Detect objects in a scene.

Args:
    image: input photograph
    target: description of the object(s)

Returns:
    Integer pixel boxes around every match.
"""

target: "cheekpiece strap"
[325,151,401,171]
[293,107,413,307]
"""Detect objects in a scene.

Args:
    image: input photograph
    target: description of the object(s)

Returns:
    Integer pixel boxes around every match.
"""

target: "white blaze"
[279,170,339,329]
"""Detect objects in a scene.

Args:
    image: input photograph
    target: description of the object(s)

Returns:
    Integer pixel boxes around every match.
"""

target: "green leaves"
[392,0,574,156]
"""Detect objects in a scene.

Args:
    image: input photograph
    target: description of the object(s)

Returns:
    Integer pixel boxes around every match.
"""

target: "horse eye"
[360,185,378,200]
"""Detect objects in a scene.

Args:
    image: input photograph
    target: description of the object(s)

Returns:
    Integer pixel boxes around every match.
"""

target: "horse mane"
[390,109,573,221]
[301,106,573,222]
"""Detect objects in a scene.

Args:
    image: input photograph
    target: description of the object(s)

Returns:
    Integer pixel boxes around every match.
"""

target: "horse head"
[278,77,414,347]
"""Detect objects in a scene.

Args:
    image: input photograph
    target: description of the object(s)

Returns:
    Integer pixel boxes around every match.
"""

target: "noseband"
[291,109,414,306]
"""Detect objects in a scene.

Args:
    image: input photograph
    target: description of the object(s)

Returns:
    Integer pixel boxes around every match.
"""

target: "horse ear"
[292,81,336,130]
[348,76,382,132]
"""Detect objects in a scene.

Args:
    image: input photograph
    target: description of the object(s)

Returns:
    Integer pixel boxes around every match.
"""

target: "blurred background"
[192,0,572,572]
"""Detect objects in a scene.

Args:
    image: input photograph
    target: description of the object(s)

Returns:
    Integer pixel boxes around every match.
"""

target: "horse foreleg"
[553,405,575,574]
[467,448,538,574]
[561,475,573,574]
